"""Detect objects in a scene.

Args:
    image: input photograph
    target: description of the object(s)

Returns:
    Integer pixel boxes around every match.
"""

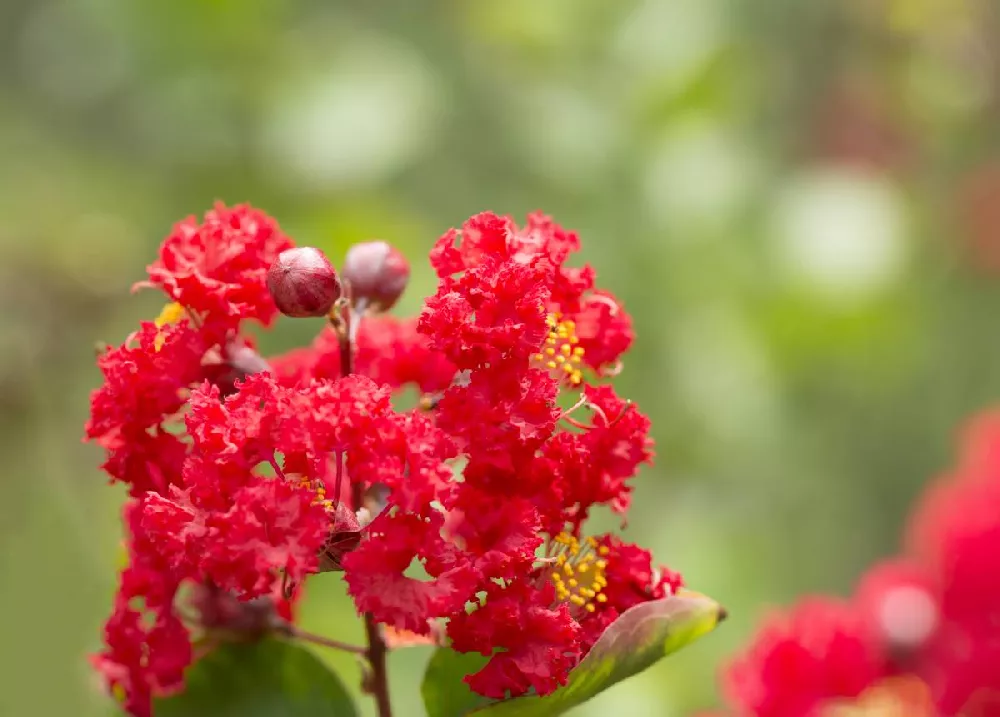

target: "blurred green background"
[3,0,1000,715]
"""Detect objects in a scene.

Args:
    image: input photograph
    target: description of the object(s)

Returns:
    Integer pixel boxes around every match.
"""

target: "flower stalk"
[339,303,393,717]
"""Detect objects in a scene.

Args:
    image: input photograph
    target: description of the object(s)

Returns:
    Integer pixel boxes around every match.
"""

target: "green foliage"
[421,649,493,717]
[422,592,724,717]
[154,638,359,717]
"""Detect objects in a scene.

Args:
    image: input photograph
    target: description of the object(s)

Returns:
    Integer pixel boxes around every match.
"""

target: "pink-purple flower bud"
[342,241,410,312]
[267,247,342,318]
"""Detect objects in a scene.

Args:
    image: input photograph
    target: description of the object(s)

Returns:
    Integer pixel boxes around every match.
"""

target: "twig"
[339,305,393,717]
[282,624,367,656]
[363,610,392,717]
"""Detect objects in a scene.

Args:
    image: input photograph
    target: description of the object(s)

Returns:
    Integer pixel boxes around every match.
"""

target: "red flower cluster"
[721,412,1000,717]
[88,205,679,715]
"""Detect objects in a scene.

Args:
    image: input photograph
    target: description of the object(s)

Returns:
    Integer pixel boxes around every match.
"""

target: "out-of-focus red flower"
[822,676,937,717]
[723,598,886,717]
[854,560,940,666]
[720,406,1000,717]
[903,436,1000,716]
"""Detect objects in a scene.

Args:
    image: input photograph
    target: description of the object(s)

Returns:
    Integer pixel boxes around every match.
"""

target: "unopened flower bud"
[342,241,410,311]
[267,247,342,318]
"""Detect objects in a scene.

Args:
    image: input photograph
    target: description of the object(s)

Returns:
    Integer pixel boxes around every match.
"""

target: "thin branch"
[341,308,393,717]
[282,624,367,655]
[363,613,392,717]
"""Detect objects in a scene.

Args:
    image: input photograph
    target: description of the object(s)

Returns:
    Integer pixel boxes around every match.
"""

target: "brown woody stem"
[336,304,393,717]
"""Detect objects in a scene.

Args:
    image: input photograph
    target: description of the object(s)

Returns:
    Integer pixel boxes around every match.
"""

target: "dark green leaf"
[421,648,493,717]
[471,592,724,716]
[155,638,359,717]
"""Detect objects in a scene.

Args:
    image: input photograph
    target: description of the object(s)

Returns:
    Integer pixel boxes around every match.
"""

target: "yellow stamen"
[294,476,333,511]
[154,302,186,327]
[153,302,186,351]
[531,313,586,386]
[546,531,611,615]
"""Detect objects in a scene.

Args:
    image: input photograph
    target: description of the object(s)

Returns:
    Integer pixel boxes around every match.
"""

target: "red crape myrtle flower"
[899,412,1000,717]
[89,206,682,715]
[720,410,1000,717]
[140,202,293,334]
[85,203,292,497]
[343,211,676,699]
[95,366,460,715]
[723,597,887,717]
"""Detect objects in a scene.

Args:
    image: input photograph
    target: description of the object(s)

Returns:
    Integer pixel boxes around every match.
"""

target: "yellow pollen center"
[532,314,584,386]
[153,302,186,351]
[548,532,610,613]
[155,302,186,328]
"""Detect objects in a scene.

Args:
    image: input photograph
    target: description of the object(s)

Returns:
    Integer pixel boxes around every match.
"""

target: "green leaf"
[155,638,359,717]
[474,592,725,716]
[422,648,493,717]
[422,592,724,717]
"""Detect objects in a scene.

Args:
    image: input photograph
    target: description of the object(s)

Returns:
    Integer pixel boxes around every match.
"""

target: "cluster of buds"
[266,239,410,319]
[86,203,679,716]
[716,412,1000,717]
